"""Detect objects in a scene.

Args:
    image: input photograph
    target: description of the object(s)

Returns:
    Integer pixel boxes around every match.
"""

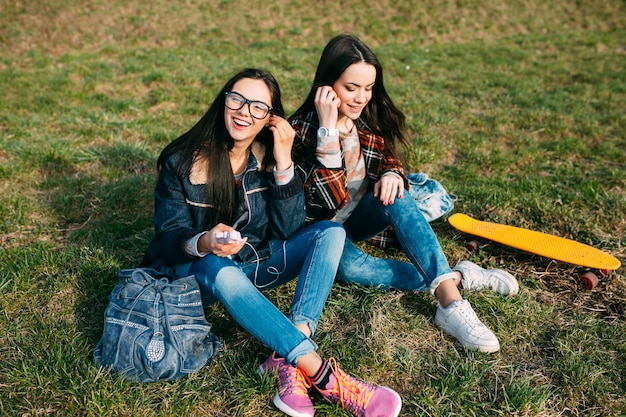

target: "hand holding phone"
[215,230,243,244]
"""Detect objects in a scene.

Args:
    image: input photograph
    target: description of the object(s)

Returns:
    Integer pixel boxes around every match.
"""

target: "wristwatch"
[317,127,339,137]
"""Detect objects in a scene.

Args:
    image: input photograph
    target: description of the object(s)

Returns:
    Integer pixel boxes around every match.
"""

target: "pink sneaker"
[257,351,284,375]
[258,352,314,417]
[311,358,402,417]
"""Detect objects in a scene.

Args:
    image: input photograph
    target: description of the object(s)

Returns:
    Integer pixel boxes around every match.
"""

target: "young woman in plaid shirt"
[291,34,520,354]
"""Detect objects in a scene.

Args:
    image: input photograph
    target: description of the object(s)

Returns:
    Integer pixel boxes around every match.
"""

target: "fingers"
[205,224,247,257]
[267,116,295,142]
[315,85,338,105]
[374,175,404,205]
[217,238,247,257]
[314,86,340,127]
[267,116,295,170]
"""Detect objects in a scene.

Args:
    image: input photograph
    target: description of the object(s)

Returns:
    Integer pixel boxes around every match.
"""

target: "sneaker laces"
[454,300,483,330]
[277,362,312,398]
[320,358,375,415]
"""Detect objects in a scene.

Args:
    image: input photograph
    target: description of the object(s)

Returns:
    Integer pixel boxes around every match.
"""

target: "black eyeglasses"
[224,91,273,119]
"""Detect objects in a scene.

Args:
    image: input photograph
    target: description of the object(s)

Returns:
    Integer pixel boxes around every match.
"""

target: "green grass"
[1,0,625,415]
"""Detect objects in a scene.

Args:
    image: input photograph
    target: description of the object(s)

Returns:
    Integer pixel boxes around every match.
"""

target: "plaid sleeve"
[292,115,349,222]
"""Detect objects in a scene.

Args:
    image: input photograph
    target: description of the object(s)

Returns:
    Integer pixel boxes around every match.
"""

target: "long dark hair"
[157,68,285,225]
[291,33,408,156]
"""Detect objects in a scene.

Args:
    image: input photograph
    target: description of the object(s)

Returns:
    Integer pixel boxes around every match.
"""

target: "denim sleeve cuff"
[184,232,209,257]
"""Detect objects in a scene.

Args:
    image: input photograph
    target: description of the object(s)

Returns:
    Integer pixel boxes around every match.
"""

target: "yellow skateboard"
[448,213,621,289]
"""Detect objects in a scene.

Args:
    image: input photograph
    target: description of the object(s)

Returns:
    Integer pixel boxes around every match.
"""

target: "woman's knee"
[190,256,246,294]
[385,195,428,228]
[314,220,346,240]
[212,266,252,296]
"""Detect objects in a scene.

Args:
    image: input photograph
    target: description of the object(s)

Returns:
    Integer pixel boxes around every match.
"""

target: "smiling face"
[332,62,377,123]
[224,78,272,145]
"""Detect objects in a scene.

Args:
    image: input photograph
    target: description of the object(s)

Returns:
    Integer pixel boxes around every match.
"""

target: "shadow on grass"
[34,144,157,353]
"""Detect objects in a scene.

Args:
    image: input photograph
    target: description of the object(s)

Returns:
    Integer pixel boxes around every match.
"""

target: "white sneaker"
[434,300,500,353]
[454,260,519,295]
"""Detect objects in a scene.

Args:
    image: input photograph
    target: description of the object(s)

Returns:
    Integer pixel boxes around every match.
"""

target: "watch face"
[317,127,328,137]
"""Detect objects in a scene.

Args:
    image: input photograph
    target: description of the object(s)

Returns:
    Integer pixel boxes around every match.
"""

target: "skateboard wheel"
[465,240,479,252]
[599,269,609,276]
[578,272,599,290]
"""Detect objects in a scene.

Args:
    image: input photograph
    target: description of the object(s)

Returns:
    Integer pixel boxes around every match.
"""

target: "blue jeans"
[339,192,456,294]
[175,221,344,367]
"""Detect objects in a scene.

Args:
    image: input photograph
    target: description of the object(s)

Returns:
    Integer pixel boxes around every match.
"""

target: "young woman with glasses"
[290,34,520,354]
[141,68,402,417]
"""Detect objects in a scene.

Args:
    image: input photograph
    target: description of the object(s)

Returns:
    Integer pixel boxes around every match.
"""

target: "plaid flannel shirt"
[291,111,408,249]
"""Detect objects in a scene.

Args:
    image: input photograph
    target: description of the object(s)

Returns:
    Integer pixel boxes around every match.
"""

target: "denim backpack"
[407,172,457,222]
[93,268,220,383]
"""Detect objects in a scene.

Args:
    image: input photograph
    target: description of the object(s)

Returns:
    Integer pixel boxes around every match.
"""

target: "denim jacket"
[142,141,306,269]
[291,111,408,224]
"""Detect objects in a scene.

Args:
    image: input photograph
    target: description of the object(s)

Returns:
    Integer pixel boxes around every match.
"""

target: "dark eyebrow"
[345,81,376,88]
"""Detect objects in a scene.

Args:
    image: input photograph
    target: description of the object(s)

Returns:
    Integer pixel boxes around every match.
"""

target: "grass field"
[1,0,625,416]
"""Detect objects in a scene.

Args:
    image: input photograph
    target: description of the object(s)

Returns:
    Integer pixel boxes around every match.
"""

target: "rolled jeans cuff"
[428,271,459,295]
[284,338,318,368]
[289,314,318,337]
